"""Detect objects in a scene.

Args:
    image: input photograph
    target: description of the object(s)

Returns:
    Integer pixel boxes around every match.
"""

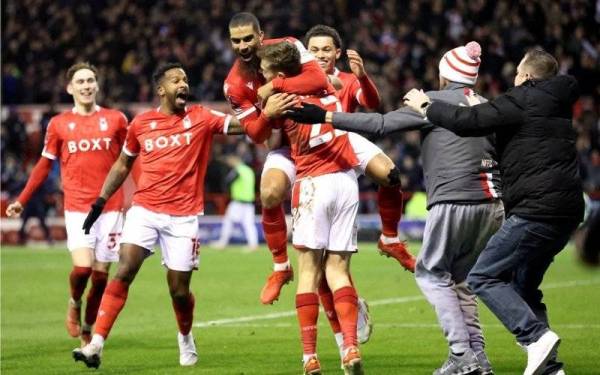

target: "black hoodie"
[426,75,584,222]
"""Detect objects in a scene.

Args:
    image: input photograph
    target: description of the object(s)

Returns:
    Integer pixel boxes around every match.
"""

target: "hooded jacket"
[427,75,584,222]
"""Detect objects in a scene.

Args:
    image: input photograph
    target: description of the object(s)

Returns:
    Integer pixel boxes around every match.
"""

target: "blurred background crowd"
[2,0,599,229]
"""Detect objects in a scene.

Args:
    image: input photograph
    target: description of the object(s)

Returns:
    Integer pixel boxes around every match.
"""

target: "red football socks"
[378,186,403,237]
[69,266,92,302]
[262,206,288,263]
[94,279,130,339]
[84,270,108,326]
[333,286,358,348]
[172,293,195,335]
[318,278,341,334]
[296,293,320,355]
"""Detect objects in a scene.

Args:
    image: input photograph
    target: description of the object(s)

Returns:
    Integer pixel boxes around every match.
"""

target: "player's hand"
[403,89,431,116]
[257,82,275,104]
[263,93,298,119]
[285,103,327,124]
[82,197,106,234]
[6,201,24,218]
[347,49,366,78]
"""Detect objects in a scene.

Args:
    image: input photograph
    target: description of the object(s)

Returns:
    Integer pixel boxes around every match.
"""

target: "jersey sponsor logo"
[67,138,112,153]
[99,117,108,131]
[143,132,192,152]
[183,115,192,129]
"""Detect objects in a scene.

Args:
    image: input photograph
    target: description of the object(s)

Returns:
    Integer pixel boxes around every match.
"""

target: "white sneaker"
[357,297,373,344]
[72,342,103,369]
[178,332,198,366]
[524,330,561,375]
[551,370,565,375]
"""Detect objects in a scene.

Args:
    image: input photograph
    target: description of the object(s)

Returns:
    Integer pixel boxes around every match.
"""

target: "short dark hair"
[229,12,261,33]
[257,42,301,77]
[66,62,98,82]
[304,25,343,50]
[152,62,184,86]
[523,48,558,80]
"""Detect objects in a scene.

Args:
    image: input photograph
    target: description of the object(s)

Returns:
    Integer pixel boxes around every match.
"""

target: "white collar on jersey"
[333,67,341,77]
[71,105,100,115]
[156,105,189,113]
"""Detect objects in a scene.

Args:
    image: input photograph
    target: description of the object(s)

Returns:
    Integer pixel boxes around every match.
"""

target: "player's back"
[43,107,128,212]
[281,94,358,178]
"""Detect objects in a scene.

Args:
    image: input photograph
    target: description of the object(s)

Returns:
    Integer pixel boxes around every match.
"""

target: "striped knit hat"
[439,41,482,85]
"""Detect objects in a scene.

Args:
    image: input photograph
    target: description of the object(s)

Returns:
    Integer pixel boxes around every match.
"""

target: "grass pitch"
[1,242,599,374]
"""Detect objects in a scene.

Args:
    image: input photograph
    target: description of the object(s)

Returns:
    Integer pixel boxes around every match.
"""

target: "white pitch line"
[195,323,600,329]
[194,278,600,328]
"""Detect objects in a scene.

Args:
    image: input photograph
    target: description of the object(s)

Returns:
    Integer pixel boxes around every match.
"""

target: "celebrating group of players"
[7,10,533,375]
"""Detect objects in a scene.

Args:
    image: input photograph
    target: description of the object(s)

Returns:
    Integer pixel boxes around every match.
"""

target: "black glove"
[82,197,106,234]
[285,102,327,124]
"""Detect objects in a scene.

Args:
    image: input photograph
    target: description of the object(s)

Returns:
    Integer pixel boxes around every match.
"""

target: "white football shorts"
[64,210,123,263]
[261,146,296,185]
[347,132,383,176]
[119,205,201,272]
[291,169,359,252]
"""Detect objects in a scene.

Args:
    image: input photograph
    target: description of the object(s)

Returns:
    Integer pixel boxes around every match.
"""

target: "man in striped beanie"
[438,41,482,85]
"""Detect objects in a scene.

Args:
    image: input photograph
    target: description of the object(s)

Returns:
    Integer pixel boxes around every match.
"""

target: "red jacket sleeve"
[245,113,273,144]
[17,157,53,205]
[357,75,381,109]
[271,60,330,95]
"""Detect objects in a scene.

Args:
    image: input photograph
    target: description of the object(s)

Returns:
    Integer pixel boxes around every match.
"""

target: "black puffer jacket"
[427,75,584,222]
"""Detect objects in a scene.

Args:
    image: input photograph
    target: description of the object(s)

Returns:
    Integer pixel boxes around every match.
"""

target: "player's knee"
[169,289,191,303]
[385,166,402,187]
[260,185,285,208]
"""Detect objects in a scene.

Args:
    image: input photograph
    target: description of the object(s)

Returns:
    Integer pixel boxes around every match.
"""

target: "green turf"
[1,242,599,374]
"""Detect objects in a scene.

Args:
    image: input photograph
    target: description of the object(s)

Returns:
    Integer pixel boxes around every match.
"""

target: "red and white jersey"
[223,36,332,139]
[275,94,358,178]
[42,106,128,212]
[123,105,231,216]
[333,68,380,112]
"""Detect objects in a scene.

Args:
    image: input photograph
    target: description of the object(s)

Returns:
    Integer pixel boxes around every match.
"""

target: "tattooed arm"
[99,152,136,200]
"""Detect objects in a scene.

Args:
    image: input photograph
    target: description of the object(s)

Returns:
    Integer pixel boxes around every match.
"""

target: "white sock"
[273,261,290,271]
[380,234,400,244]
[303,353,316,364]
[90,334,105,347]
[335,332,344,359]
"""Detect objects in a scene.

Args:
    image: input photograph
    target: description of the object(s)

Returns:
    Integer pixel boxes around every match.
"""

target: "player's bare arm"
[328,75,343,90]
[99,152,136,200]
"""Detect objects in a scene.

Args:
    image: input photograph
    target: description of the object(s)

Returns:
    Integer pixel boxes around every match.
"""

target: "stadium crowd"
[2,0,599,215]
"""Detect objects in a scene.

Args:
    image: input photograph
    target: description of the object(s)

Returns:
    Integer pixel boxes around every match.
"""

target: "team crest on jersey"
[68,122,76,130]
[183,115,192,129]
[99,117,108,131]
[246,82,254,90]
[150,121,157,130]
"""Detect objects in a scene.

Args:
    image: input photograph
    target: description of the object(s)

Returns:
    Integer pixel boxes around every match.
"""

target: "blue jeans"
[467,215,576,346]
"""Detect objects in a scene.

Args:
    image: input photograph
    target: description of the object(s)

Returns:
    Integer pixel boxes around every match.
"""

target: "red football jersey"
[223,36,332,141]
[334,68,380,112]
[123,105,231,216]
[42,106,128,212]
[275,94,358,178]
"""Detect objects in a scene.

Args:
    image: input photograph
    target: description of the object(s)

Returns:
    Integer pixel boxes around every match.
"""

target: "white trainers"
[72,342,103,369]
[357,297,373,344]
[524,330,561,375]
[551,370,565,375]
[178,332,198,366]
